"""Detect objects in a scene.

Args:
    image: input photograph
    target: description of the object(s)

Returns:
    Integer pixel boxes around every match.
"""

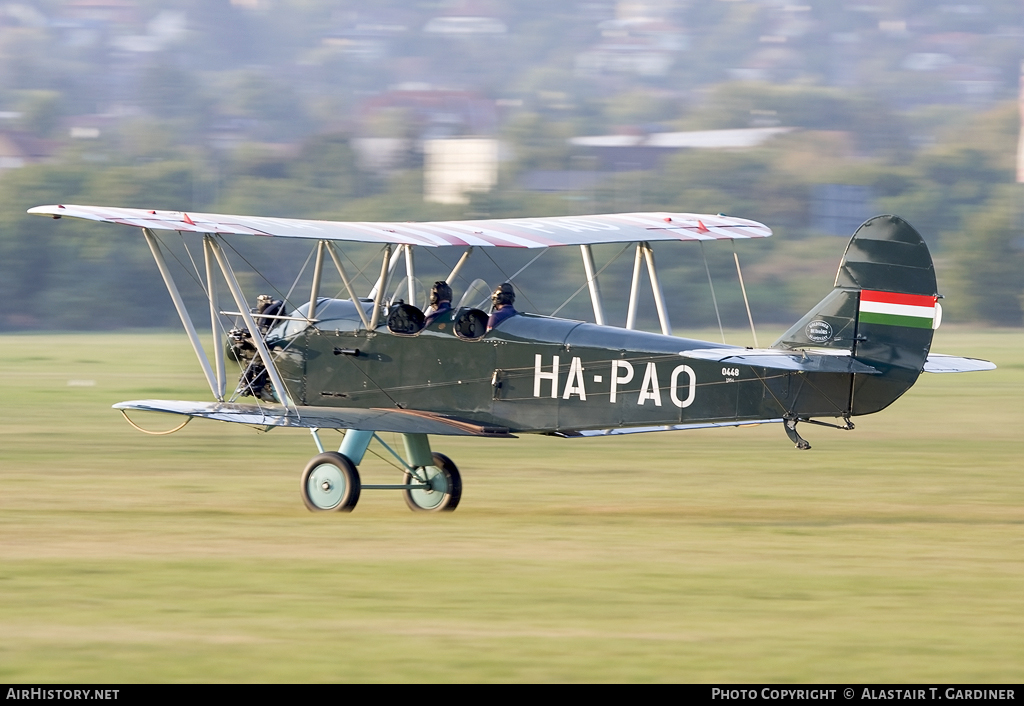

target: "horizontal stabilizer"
[923,354,996,373]
[30,204,770,248]
[555,418,784,438]
[114,400,515,437]
[680,348,879,374]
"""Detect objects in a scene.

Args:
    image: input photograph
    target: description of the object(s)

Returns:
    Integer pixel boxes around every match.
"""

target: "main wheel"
[402,452,462,512]
[301,452,361,512]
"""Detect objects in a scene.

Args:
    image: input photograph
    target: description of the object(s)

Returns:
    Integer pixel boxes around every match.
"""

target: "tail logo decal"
[858,290,938,329]
[805,320,834,342]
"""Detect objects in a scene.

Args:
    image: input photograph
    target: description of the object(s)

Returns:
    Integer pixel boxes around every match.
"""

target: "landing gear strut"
[784,418,811,450]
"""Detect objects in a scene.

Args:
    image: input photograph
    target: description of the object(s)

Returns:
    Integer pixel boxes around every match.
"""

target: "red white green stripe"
[858,290,938,329]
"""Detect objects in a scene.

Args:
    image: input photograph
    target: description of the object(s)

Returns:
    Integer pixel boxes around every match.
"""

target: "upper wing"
[115,400,515,437]
[29,204,770,248]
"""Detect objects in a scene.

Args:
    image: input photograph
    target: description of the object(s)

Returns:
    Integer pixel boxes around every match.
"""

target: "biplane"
[29,205,994,513]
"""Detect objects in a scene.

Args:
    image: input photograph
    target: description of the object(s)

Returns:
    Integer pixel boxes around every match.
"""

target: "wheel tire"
[301,452,361,512]
[402,452,462,512]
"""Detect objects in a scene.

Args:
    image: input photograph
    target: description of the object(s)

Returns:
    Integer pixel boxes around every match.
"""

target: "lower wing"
[114,400,515,437]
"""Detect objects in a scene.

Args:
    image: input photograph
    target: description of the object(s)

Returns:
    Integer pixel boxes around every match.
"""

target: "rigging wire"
[339,355,402,408]
[481,248,540,312]
[281,243,316,311]
[153,232,206,291]
[699,241,726,344]
[177,234,238,346]
[795,372,849,417]
[732,243,759,348]
[324,245,385,300]
[549,243,631,318]
[506,248,549,284]
[220,237,303,313]
[179,234,207,296]
[340,246,380,290]
[425,248,469,288]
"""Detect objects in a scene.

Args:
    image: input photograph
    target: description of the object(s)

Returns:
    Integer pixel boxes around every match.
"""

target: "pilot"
[486,282,518,331]
[424,280,453,327]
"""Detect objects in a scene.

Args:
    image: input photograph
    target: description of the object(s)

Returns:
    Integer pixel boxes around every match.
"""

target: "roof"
[570,127,795,149]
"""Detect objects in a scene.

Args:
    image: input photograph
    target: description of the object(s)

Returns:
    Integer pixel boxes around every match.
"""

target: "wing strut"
[626,243,643,329]
[325,242,371,330]
[307,240,326,324]
[446,246,473,285]
[368,243,402,299]
[368,243,393,330]
[404,243,416,305]
[643,243,672,336]
[580,244,606,326]
[202,235,226,399]
[208,237,294,409]
[142,228,221,400]
[625,242,671,335]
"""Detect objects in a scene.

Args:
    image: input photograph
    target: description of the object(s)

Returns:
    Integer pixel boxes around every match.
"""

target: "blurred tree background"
[1,0,1022,331]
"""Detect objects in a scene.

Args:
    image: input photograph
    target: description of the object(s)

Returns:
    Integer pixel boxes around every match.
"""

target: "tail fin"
[774,215,938,415]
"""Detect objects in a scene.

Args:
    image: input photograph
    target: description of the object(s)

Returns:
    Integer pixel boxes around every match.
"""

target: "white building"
[423,138,499,205]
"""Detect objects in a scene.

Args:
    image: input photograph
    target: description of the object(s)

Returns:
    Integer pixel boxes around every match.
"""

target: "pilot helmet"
[430,281,452,306]
[492,282,515,308]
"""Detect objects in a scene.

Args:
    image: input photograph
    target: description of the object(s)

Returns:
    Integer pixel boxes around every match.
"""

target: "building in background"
[423,138,498,204]
[569,127,794,170]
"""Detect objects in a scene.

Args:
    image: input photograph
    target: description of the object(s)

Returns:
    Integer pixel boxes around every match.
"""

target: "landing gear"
[402,452,462,512]
[783,415,855,450]
[300,452,361,512]
[300,432,461,514]
[784,418,811,450]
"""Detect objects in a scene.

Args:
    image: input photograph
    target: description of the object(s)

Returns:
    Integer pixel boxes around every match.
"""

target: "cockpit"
[265,289,498,343]
[268,298,376,340]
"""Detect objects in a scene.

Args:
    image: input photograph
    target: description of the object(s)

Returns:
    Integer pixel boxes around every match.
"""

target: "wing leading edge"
[29,204,771,248]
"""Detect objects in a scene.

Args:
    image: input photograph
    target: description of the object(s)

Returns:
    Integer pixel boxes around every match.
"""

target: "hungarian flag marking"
[858,290,937,329]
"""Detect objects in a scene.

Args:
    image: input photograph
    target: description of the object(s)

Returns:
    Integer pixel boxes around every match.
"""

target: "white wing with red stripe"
[28,204,771,248]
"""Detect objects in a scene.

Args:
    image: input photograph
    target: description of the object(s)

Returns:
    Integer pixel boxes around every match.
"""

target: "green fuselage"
[268,308,861,434]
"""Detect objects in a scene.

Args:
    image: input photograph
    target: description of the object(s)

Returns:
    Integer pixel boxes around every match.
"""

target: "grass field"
[1,328,1021,683]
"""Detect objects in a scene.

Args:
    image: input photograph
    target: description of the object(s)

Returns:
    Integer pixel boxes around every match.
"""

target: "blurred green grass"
[0,329,1021,682]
